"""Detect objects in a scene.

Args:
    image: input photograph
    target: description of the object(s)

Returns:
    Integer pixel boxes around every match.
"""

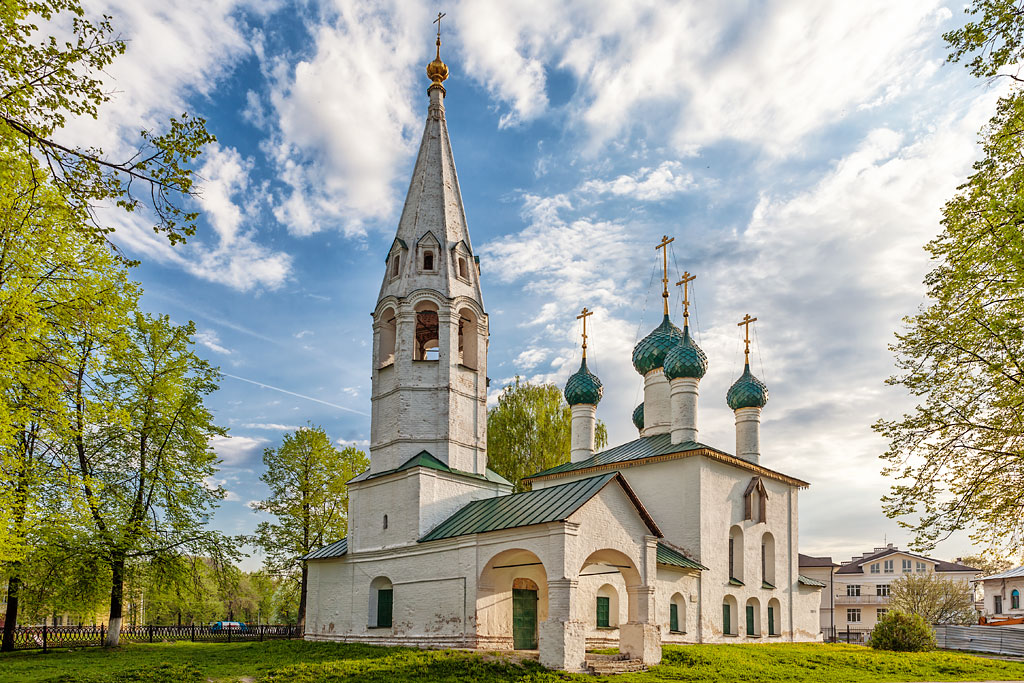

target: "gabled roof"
[419,472,661,543]
[657,542,706,571]
[799,574,827,588]
[523,432,808,488]
[349,450,512,488]
[301,537,347,561]
[982,565,1024,581]
[836,547,980,574]
[799,553,839,568]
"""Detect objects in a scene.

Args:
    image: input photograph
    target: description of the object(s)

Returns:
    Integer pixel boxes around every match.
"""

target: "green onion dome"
[632,315,683,375]
[564,358,603,406]
[632,402,644,431]
[726,363,769,410]
[664,326,708,380]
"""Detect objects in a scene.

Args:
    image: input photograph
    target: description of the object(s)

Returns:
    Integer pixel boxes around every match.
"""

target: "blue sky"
[71,0,1004,569]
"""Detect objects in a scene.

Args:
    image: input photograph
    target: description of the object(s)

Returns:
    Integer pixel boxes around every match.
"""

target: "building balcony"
[834,594,890,605]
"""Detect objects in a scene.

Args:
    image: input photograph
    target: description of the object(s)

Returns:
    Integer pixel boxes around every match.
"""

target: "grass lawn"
[2,640,1024,682]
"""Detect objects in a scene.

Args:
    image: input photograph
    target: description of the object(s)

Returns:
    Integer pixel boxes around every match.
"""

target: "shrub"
[868,611,936,652]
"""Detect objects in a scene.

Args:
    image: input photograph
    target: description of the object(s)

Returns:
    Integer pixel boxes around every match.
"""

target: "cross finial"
[675,271,696,326]
[654,235,675,316]
[577,307,594,359]
[737,313,758,364]
[433,12,446,56]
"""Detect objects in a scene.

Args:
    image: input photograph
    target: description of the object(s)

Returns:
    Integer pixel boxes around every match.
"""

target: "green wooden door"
[512,589,538,649]
[746,605,755,635]
[377,589,393,628]
[670,603,679,632]
[722,603,731,635]
[768,606,775,636]
[596,596,610,628]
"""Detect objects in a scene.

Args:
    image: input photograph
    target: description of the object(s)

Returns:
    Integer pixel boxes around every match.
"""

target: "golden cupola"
[427,13,449,90]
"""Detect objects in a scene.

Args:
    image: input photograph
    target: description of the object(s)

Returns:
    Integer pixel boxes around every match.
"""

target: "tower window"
[378,307,396,368]
[413,301,439,361]
[423,251,434,270]
[383,514,388,530]
[458,257,469,280]
[458,308,478,369]
[391,253,401,279]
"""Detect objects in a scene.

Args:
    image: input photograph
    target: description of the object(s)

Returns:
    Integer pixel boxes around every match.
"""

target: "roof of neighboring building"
[349,450,512,487]
[419,472,662,543]
[836,547,981,574]
[301,537,347,561]
[799,574,827,588]
[524,431,808,488]
[656,542,707,571]
[799,553,839,568]
[981,566,1024,581]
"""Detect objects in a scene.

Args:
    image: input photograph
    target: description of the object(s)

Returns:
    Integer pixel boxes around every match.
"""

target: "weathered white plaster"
[569,403,596,463]
[735,407,761,464]
[641,370,672,436]
[669,376,700,444]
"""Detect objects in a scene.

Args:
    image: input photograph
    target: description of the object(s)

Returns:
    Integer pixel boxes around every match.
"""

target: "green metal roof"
[301,537,348,561]
[632,403,644,431]
[420,472,660,542]
[798,574,827,588]
[656,542,706,571]
[727,363,769,410]
[350,451,512,488]
[527,432,719,479]
[664,326,708,380]
[729,577,744,586]
[564,358,603,406]
[632,315,684,375]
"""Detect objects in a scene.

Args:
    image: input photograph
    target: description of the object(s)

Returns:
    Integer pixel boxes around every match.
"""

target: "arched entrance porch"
[476,549,548,651]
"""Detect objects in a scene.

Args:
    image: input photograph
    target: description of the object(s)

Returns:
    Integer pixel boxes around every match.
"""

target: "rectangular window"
[876,584,890,597]
[670,603,679,632]
[916,561,926,573]
[746,605,755,636]
[847,584,861,597]
[870,563,880,574]
[768,606,776,636]
[376,589,393,628]
[884,560,894,573]
[995,595,1003,613]
[723,603,731,635]
[847,608,861,623]
[728,538,735,579]
[902,559,912,573]
[877,608,888,620]
[596,597,610,628]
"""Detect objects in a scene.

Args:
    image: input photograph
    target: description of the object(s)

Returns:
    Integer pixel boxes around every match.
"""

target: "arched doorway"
[477,549,548,651]
[577,549,651,657]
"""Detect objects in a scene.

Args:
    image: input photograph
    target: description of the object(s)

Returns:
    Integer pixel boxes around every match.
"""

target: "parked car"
[210,621,247,632]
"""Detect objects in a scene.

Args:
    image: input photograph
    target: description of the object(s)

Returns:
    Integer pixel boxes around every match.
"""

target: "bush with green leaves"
[868,611,936,652]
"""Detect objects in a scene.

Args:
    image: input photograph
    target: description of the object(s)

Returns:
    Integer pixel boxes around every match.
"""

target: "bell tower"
[369,19,488,477]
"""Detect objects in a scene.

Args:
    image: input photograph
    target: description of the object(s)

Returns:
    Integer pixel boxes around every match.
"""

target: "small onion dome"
[726,363,769,410]
[564,359,603,406]
[632,403,644,431]
[426,55,449,85]
[664,326,708,380]
[632,315,683,375]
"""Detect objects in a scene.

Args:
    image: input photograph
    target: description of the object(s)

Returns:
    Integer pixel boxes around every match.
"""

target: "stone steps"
[585,653,647,675]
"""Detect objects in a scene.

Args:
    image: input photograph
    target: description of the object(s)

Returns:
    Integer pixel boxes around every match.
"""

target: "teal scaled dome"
[632,403,644,431]
[632,315,683,375]
[564,359,603,406]
[664,326,708,380]
[726,364,769,410]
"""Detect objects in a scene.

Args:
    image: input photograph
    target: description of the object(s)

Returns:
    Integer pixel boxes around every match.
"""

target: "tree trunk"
[1,572,22,652]
[105,557,125,647]
[297,561,308,634]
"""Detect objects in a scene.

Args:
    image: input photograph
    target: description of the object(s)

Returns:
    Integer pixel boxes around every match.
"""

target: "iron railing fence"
[4,623,300,652]
[823,625,873,644]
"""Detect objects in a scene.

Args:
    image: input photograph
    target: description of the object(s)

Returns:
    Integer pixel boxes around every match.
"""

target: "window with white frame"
[847,608,861,623]
[916,561,927,573]
[870,563,880,574]
[902,559,912,573]
[877,608,888,619]
[876,584,889,597]
[847,584,861,597]
[884,560,894,573]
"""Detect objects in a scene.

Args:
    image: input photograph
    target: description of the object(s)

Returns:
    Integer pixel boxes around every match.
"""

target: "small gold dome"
[427,39,448,85]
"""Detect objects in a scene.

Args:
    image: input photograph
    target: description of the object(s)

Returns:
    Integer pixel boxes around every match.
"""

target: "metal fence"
[823,626,873,644]
[4,623,300,652]
[934,624,1024,657]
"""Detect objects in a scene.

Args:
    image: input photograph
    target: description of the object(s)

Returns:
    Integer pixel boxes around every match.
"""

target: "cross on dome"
[577,306,593,359]
[655,235,675,316]
[675,271,696,327]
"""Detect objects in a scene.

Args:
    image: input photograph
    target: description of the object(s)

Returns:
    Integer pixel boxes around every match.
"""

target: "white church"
[302,35,824,672]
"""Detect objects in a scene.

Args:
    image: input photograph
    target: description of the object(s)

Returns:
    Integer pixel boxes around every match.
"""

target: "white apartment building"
[832,544,978,639]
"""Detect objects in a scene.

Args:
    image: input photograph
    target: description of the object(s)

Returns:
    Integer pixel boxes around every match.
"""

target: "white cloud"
[195,329,233,355]
[579,161,695,201]
[210,434,268,467]
[242,422,301,431]
[294,330,314,339]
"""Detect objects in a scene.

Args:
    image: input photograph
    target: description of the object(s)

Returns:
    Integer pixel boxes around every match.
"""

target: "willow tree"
[487,377,608,492]
[877,1,1024,552]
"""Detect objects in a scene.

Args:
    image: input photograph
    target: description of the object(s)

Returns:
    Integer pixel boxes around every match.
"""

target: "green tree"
[62,312,232,645]
[486,377,609,492]
[960,554,1015,577]
[877,3,1024,553]
[1,0,214,246]
[888,573,978,625]
[868,611,936,652]
[250,426,368,630]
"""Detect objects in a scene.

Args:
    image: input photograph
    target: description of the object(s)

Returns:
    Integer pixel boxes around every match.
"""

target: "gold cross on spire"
[655,235,675,316]
[675,271,696,327]
[737,313,758,364]
[577,307,594,359]
[433,11,446,55]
